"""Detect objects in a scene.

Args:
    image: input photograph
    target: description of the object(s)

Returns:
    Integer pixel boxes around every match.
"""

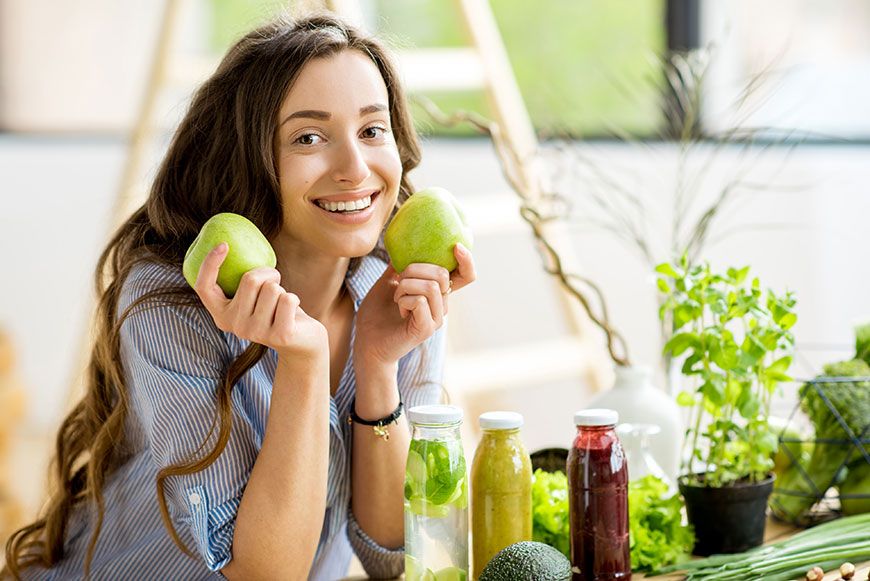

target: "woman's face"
[273,49,402,258]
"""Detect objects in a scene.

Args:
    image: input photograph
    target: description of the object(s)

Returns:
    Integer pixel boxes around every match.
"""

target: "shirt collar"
[344,253,388,307]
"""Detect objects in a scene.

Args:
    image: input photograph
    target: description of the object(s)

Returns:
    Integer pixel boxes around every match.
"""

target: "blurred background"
[1,0,869,558]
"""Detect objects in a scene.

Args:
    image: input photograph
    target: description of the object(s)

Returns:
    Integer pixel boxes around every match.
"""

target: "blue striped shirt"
[27,255,445,580]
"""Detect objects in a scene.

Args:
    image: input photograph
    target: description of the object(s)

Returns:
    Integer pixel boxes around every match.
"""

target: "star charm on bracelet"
[373,424,391,441]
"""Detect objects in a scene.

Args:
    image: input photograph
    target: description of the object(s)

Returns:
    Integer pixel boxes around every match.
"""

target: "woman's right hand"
[192,243,328,361]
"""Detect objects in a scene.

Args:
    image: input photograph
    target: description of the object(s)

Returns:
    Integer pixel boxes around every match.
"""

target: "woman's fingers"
[449,243,476,292]
[193,245,285,336]
[397,263,450,294]
[273,292,300,343]
[396,295,436,332]
[393,278,444,326]
[249,281,284,335]
[230,267,282,317]
[394,263,450,321]
[392,277,442,304]
[395,295,413,319]
[193,243,232,311]
[191,253,325,355]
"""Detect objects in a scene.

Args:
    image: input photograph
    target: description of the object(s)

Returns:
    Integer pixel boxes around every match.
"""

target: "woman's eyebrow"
[359,103,388,115]
[280,103,387,127]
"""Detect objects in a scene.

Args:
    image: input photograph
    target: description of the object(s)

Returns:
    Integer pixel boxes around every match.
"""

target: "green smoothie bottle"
[404,405,469,581]
[470,411,532,579]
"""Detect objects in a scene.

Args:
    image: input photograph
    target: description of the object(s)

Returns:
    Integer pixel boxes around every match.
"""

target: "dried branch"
[707,221,805,248]
[413,97,630,366]
[412,45,815,373]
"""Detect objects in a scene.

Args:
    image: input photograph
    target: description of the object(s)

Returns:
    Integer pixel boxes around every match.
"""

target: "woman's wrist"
[353,358,400,419]
[275,349,330,391]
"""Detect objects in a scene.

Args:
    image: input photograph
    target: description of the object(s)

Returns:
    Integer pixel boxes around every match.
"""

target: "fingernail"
[455,243,466,254]
[215,243,228,254]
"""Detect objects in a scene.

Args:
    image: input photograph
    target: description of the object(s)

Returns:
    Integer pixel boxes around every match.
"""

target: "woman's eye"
[362,125,388,139]
[295,133,322,146]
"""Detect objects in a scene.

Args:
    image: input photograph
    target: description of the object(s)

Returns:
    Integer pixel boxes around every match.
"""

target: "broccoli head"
[857,322,870,366]
[770,358,870,521]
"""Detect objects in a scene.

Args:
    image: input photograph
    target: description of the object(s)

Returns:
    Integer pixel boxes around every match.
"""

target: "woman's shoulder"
[118,259,186,311]
[126,259,186,290]
[118,259,220,341]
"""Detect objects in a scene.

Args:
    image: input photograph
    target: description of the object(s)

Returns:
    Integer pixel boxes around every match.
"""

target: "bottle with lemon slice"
[404,405,468,581]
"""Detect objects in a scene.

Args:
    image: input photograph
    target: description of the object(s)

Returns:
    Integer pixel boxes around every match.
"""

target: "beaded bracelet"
[347,399,404,441]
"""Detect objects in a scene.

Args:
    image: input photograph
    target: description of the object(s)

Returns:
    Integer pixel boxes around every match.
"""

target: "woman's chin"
[331,239,380,260]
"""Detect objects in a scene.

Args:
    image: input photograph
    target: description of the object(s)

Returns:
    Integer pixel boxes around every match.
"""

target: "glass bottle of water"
[404,405,468,581]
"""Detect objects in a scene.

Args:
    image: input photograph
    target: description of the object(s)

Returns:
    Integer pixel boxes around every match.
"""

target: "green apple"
[384,187,473,273]
[183,212,277,297]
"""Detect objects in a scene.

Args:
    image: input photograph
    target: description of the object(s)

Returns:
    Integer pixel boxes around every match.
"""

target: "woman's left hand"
[354,243,476,370]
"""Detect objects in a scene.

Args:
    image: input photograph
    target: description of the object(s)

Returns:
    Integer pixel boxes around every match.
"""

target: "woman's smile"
[312,189,382,225]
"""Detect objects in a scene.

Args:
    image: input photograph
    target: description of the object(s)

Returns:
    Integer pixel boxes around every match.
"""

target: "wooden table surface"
[343,517,870,581]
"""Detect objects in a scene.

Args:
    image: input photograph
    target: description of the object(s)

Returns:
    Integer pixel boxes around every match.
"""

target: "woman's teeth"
[316,195,373,213]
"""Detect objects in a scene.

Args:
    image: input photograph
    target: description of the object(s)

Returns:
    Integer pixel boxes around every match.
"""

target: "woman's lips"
[312,191,380,224]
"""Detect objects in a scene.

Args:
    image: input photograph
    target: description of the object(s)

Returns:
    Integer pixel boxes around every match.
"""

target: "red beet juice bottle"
[567,408,631,581]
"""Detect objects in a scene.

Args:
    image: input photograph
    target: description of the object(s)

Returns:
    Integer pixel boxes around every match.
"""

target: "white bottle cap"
[479,411,524,430]
[408,404,463,425]
[574,408,619,426]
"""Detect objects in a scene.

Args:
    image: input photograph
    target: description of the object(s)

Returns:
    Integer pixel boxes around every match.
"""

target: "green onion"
[743,559,843,581]
[651,513,870,580]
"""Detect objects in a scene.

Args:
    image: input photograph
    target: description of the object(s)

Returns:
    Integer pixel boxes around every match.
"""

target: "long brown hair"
[3,12,420,578]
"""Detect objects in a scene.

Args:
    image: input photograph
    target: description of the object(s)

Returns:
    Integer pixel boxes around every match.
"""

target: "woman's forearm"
[222,355,331,580]
[351,361,408,549]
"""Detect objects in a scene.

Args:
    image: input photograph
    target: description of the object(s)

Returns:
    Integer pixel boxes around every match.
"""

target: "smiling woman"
[3,11,475,581]
[271,49,403,264]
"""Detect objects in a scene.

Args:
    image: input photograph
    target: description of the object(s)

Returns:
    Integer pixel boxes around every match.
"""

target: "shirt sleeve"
[398,321,448,409]
[119,272,260,572]
[346,322,448,578]
[346,511,404,579]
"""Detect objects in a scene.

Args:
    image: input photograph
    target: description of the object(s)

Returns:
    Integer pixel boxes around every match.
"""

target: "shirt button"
[189,492,202,506]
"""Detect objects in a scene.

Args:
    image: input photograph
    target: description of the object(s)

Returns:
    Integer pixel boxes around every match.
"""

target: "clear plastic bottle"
[404,405,468,581]
[615,423,672,490]
[567,408,631,581]
[471,411,532,579]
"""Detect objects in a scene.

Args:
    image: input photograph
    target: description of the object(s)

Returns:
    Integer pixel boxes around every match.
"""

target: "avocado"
[478,541,572,581]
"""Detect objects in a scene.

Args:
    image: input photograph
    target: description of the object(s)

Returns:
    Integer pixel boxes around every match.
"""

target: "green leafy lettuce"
[530,470,693,571]
[531,468,570,558]
[629,475,694,572]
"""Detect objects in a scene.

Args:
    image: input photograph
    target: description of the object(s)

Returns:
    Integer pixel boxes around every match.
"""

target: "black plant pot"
[530,447,569,473]
[679,474,775,556]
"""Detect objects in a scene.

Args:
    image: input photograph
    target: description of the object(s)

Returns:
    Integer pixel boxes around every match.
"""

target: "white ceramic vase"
[588,365,684,482]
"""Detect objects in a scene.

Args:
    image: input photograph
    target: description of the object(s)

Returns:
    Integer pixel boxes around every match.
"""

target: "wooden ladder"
[65,0,610,410]
[330,0,611,396]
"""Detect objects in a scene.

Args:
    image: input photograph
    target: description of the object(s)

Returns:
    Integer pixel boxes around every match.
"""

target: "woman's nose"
[331,138,371,185]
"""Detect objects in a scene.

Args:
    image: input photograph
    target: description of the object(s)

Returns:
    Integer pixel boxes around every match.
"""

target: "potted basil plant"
[656,257,797,555]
